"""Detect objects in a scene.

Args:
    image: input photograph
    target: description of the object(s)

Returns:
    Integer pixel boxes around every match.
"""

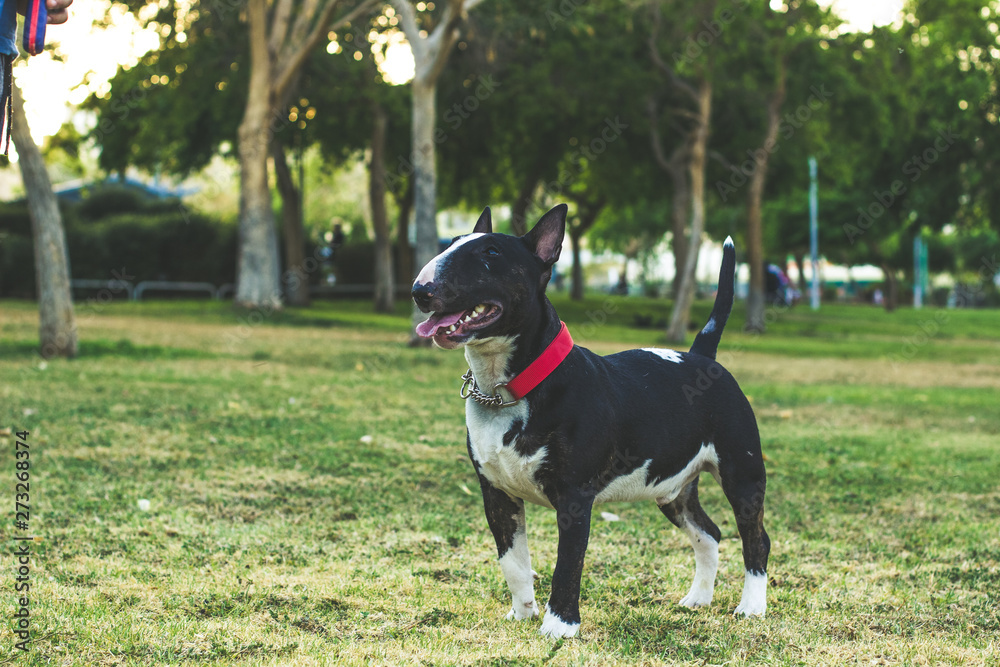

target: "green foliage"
[86,0,248,174]
[89,0,1000,293]
[436,0,655,217]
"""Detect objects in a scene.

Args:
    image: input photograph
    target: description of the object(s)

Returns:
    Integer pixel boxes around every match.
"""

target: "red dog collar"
[505,321,574,400]
[461,322,574,407]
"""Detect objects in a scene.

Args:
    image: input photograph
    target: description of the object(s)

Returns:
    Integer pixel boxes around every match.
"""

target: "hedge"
[0,203,238,298]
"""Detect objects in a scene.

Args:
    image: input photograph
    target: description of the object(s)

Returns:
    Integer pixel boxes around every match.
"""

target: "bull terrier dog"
[411,204,769,638]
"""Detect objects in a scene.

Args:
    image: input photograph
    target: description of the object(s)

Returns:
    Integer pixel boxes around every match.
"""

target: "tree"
[11,83,77,359]
[93,0,383,308]
[235,0,380,309]
[391,0,487,343]
[305,21,412,313]
[807,0,999,309]
[648,0,716,344]
[715,1,832,331]
[435,0,653,297]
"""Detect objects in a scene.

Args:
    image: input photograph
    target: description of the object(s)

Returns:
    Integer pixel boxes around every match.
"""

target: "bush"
[0,207,238,298]
[69,212,238,284]
[75,185,149,221]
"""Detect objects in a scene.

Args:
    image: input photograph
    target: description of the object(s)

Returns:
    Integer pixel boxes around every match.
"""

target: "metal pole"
[808,156,820,309]
[913,234,923,309]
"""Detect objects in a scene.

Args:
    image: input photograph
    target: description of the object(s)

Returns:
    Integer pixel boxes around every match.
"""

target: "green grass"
[1,296,998,665]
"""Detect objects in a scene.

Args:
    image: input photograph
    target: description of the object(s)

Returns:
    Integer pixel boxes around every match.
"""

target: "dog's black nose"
[412,282,435,311]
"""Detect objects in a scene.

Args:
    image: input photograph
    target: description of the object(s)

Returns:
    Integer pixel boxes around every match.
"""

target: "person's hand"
[46,0,73,25]
[16,0,72,24]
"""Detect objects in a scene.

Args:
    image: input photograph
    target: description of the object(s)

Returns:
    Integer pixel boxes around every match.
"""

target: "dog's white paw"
[734,571,767,617]
[734,600,767,617]
[678,587,714,609]
[504,600,539,621]
[538,605,580,639]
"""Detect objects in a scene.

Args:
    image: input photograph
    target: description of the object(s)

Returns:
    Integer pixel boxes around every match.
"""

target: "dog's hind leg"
[658,476,721,608]
[477,476,539,621]
[718,445,770,617]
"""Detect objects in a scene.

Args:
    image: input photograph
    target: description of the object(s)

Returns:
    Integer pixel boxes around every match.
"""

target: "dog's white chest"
[467,401,551,508]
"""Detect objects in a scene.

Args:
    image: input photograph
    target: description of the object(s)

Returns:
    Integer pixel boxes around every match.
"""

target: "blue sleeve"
[0,0,18,57]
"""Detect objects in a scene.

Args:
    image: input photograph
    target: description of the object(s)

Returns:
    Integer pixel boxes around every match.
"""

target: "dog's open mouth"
[415,303,501,346]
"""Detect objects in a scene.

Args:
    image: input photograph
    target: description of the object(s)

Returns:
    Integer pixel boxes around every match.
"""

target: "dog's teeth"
[475,305,486,314]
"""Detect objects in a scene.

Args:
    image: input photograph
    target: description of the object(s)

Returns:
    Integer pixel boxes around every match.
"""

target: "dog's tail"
[689,236,736,360]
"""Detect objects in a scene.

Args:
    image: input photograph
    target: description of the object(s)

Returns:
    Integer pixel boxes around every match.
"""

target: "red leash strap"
[504,322,574,400]
[23,0,48,56]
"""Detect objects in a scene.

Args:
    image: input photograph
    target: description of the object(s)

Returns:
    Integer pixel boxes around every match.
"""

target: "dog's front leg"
[540,494,593,639]
[477,475,539,621]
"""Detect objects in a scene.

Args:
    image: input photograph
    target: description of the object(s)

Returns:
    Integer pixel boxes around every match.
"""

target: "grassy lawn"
[1,295,998,666]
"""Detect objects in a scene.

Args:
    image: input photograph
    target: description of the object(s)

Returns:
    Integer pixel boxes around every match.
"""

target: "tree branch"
[647,97,671,172]
[708,149,735,172]
[422,0,467,83]
[274,0,380,103]
[648,0,700,105]
[268,0,296,56]
[287,0,324,51]
[391,0,426,62]
[648,97,688,176]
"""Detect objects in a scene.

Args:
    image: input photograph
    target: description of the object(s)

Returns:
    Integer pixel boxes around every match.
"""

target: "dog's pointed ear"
[473,207,492,234]
[523,204,566,266]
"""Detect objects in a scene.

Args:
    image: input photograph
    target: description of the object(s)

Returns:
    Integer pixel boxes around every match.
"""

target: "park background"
[1,0,999,665]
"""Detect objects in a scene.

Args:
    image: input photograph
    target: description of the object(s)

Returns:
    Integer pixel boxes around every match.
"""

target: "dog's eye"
[485,246,500,256]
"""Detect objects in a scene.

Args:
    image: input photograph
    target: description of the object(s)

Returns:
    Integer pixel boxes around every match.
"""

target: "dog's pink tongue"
[415,311,465,338]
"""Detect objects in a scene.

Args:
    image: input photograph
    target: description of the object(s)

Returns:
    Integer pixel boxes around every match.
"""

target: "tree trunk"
[745,57,787,333]
[794,251,807,294]
[393,0,482,344]
[271,141,310,306]
[395,179,415,287]
[570,231,584,300]
[510,160,544,236]
[235,0,282,310]
[11,84,77,359]
[369,103,395,313]
[566,204,602,301]
[665,79,711,344]
[880,262,898,312]
[669,165,690,298]
[409,80,438,343]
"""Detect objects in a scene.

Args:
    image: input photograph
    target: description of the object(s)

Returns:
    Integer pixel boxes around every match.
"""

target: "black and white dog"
[411,204,769,638]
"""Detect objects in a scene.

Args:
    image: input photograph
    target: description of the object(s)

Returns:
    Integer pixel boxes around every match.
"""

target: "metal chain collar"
[459,369,519,408]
